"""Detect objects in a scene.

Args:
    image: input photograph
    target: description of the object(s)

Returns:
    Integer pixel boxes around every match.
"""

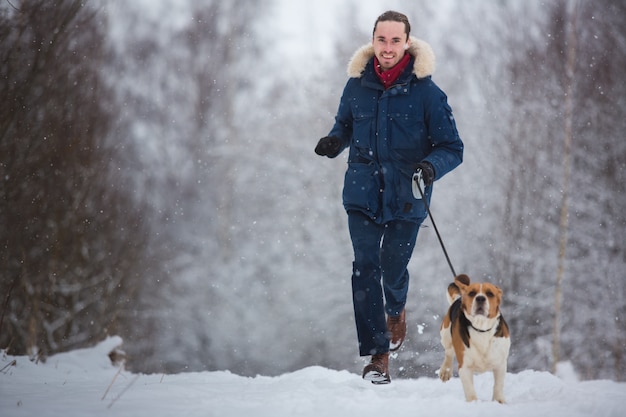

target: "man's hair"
[372,10,411,38]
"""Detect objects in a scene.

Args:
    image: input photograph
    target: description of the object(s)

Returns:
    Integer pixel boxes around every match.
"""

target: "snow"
[2,337,624,417]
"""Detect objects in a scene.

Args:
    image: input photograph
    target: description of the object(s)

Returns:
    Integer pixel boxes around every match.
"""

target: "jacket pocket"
[388,112,428,165]
[352,112,375,148]
[392,169,428,221]
[342,163,381,218]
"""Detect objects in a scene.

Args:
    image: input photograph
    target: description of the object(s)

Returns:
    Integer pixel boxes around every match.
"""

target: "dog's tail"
[446,274,471,305]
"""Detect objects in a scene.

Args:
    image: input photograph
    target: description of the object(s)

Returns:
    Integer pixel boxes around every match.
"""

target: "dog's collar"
[470,324,493,333]
[468,312,501,333]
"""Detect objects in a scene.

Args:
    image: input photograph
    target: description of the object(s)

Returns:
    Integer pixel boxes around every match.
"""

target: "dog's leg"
[439,326,454,382]
[492,365,506,403]
[458,366,478,402]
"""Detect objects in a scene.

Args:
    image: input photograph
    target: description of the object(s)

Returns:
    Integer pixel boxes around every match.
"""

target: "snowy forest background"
[1,0,624,382]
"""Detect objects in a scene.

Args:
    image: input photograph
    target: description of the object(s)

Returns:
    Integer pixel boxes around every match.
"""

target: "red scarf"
[374,53,411,89]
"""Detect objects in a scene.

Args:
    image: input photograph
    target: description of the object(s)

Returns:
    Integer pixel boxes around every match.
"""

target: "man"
[315,10,464,384]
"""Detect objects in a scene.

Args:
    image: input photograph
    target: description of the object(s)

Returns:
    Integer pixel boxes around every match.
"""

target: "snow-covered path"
[1,337,624,417]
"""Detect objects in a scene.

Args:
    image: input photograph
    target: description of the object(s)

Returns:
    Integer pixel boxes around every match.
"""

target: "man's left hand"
[415,162,435,186]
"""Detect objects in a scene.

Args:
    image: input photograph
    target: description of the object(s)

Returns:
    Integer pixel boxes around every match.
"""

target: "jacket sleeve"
[422,84,464,180]
[326,80,355,157]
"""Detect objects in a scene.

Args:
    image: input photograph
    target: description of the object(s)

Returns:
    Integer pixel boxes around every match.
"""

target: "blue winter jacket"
[327,38,464,224]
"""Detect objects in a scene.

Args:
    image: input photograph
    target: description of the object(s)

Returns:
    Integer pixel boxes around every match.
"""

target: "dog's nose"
[476,295,486,304]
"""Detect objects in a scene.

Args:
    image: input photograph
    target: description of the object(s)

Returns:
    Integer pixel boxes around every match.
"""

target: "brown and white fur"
[439,274,510,403]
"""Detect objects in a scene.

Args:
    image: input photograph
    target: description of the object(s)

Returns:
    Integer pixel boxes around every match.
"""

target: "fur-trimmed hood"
[347,36,435,80]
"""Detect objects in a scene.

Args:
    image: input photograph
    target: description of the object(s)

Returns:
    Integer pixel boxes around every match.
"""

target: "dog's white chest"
[463,330,511,373]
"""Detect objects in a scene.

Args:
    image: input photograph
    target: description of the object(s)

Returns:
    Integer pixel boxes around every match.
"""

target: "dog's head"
[454,274,503,330]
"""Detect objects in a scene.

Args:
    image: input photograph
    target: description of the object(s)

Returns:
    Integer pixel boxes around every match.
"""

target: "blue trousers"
[348,210,422,356]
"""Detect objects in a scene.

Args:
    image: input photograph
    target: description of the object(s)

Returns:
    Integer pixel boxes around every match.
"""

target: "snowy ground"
[1,337,624,417]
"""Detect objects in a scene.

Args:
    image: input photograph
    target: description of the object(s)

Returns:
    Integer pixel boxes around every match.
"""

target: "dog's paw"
[439,366,452,382]
[493,393,506,404]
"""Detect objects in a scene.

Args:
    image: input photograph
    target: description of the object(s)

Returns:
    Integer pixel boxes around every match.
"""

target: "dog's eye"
[486,291,494,297]
[468,291,477,297]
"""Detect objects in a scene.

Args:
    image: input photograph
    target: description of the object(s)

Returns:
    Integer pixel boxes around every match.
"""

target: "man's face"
[372,20,409,71]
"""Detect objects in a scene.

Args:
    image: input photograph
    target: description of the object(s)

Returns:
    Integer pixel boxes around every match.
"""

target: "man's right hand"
[315,136,342,158]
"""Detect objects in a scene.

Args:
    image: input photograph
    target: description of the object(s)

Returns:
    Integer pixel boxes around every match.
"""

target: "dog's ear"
[446,282,461,304]
[455,274,470,290]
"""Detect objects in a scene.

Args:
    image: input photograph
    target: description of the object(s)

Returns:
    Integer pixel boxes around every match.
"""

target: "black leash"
[413,171,457,278]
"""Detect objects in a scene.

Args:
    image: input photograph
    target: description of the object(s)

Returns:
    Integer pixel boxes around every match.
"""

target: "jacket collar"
[346,37,435,80]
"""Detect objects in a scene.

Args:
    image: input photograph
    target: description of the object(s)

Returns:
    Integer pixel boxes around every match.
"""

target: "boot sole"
[363,371,391,384]
[389,339,404,351]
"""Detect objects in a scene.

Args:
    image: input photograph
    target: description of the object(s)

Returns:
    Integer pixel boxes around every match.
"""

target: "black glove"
[414,162,435,186]
[315,136,342,158]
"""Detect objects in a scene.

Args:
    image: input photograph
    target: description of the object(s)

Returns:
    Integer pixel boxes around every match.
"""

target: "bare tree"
[103,0,277,373]
[0,0,147,358]
[499,0,626,379]
[552,0,579,374]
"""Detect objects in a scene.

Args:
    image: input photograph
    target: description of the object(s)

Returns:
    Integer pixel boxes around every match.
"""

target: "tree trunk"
[552,0,578,374]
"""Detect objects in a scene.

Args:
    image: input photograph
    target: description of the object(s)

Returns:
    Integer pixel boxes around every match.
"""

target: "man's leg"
[380,219,421,315]
[380,219,421,351]
[348,211,387,356]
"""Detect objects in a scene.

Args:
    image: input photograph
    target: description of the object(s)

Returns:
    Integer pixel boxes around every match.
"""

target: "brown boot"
[362,352,390,384]
[387,309,406,351]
